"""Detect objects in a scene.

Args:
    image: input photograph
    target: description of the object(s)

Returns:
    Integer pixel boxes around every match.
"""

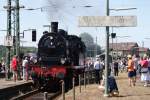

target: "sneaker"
[113,91,119,96]
[144,84,148,87]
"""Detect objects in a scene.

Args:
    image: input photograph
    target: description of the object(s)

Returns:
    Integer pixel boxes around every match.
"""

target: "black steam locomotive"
[31,22,86,90]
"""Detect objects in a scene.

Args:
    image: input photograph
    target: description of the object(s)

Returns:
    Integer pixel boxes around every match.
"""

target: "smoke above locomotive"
[37,22,86,66]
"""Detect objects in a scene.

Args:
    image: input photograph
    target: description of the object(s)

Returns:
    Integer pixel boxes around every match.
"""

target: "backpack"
[141,60,148,68]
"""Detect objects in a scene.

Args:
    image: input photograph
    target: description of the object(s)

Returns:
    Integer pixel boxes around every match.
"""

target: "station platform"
[0,78,32,90]
[57,72,150,100]
[0,78,33,99]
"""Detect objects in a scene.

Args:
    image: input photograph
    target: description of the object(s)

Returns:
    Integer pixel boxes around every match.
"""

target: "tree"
[0,45,6,59]
[79,32,102,57]
[79,32,94,46]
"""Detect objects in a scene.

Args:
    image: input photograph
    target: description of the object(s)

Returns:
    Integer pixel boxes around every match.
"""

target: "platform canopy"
[78,16,137,27]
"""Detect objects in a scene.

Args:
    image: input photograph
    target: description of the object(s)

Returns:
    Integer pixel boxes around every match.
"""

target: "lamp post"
[104,1,136,96]
[111,33,116,59]
[104,0,110,96]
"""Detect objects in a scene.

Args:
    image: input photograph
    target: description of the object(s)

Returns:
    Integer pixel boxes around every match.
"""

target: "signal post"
[3,0,12,80]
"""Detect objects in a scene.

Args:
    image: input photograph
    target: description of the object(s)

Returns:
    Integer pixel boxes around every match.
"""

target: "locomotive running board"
[72,65,85,69]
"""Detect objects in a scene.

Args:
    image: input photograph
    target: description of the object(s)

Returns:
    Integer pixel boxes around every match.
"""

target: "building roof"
[137,47,149,52]
[109,42,138,51]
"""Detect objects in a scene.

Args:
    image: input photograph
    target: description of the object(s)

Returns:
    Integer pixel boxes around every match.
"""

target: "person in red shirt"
[140,55,149,86]
[11,55,18,82]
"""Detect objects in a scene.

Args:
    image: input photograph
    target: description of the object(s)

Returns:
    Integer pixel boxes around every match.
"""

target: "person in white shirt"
[94,58,103,84]
[22,57,28,81]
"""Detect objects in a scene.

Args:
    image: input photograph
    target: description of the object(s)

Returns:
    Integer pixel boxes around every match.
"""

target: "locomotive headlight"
[60,58,66,64]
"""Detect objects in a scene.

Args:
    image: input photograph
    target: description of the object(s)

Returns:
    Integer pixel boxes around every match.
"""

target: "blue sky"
[0,0,150,48]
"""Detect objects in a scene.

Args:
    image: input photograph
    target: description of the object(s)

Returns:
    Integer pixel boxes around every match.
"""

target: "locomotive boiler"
[31,22,86,91]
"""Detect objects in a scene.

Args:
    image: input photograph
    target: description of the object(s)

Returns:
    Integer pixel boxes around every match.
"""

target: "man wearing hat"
[127,55,136,86]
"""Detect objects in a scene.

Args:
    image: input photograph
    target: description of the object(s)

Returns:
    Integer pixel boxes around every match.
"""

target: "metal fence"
[60,69,97,100]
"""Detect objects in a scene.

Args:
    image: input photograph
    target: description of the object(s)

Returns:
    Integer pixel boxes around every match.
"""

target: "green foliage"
[0,45,6,59]
[147,49,150,57]
[79,32,94,45]
[0,45,37,59]
[20,46,37,54]
[130,47,138,56]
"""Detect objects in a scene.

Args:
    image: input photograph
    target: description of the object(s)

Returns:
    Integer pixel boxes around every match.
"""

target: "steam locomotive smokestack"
[51,22,58,33]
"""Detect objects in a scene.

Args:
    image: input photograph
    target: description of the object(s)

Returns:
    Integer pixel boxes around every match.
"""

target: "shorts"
[128,71,135,78]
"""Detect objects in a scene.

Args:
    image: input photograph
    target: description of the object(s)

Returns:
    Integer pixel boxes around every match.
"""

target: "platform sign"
[78,16,137,27]
[4,35,13,47]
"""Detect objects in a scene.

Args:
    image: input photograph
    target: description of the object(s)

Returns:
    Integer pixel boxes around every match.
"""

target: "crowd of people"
[85,54,150,96]
[85,58,119,96]
[127,54,150,87]
[1,53,150,95]
[11,55,33,82]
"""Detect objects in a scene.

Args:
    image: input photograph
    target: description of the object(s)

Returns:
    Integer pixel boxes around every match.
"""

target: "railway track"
[25,91,61,100]
[11,89,39,100]
[11,89,61,100]
[8,70,95,100]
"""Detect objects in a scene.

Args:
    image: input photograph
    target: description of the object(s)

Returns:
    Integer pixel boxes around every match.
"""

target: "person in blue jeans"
[114,61,119,76]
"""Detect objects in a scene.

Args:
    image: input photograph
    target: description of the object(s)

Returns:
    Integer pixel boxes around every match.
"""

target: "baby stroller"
[108,76,119,96]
